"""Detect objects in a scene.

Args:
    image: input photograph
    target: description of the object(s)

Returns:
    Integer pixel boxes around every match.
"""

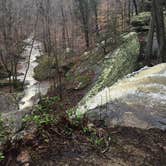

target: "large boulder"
[131,12,151,27]
[0,93,18,147]
[76,63,166,130]
[76,32,140,110]
[1,108,30,133]
[0,92,29,134]
[141,0,152,11]
[131,12,151,32]
[65,39,115,91]
[0,93,18,114]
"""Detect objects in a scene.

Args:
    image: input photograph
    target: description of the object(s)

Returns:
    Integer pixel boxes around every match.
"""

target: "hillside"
[0,0,166,165]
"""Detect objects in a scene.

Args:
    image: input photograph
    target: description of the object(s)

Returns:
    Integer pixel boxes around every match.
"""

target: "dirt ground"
[1,83,166,166]
[30,127,166,166]
[2,124,166,166]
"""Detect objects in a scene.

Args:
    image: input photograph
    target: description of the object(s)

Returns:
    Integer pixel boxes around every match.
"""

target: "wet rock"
[76,63,166,130]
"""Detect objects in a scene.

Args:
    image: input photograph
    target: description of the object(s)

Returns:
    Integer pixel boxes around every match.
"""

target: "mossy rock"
[131,12,151,27]
[34,56,55,81]
[66,70,94,90]
[75,32,140,116]
[87,32,140,97]
[34,53,76,81]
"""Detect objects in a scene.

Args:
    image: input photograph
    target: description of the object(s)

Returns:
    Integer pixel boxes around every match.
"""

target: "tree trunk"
[152,0,166,62]
[84,27,90,49]
[128,0,131,24]
[145,16,155,64]
[133,0,138,15]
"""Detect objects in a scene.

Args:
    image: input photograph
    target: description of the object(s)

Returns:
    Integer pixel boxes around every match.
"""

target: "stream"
[18,37,50,110]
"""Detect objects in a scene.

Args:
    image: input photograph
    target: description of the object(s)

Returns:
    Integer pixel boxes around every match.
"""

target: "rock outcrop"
[76,63,166,130]
[131,12,151,32]
[76,32,140,112]
[0,92,30,133]
[0,93,18,114]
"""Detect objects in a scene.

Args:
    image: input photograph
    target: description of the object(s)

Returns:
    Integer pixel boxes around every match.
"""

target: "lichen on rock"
[76,63,166,130]
[131,12,151,27]
[75,32,140,117]
[131,12,151,32]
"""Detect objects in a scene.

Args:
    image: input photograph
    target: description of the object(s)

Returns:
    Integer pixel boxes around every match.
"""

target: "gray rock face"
[0,93,27,133]
[76,63,166,130]
[0,93,18,113]
[2,108,30,133]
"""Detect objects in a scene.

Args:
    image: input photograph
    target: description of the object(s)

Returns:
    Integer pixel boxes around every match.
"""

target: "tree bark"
[133,0,138,15]
[152,0,166,62]
[145,16,155,64]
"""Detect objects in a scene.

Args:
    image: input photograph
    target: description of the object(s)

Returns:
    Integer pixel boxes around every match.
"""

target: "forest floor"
[1,85,166,166]
[28,127,166,166]
[3,121,166,166]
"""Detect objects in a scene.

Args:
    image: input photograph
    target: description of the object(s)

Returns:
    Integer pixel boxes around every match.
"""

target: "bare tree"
[0,0,28,92]
[145,0,166,63]
[145,15,155,64]
[74,0,91,49]
[90,0,100,38]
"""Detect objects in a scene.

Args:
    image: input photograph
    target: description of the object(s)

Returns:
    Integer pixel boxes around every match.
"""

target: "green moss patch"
[66,70,94,90]
[85,32,139,98]
[131,12,151,27]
